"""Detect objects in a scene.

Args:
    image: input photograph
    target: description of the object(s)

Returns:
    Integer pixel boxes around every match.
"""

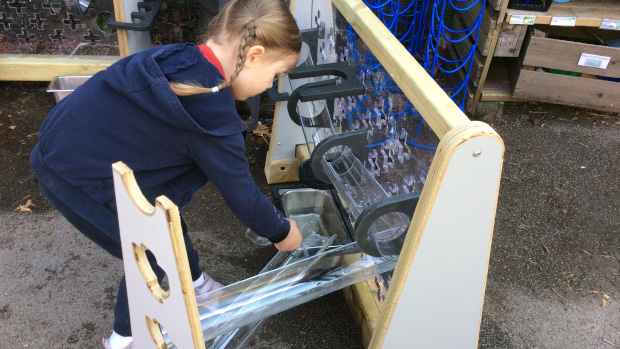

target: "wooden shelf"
[506,1,620,27]
[480,58,522,102]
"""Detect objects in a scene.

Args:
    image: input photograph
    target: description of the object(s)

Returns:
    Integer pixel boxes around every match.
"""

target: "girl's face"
[230,48,299,101]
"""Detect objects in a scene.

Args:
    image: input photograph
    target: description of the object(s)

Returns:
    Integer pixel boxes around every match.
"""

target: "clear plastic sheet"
[163,243,395,347]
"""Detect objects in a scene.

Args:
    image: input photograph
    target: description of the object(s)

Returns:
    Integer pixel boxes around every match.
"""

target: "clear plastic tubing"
[322,147,411,259]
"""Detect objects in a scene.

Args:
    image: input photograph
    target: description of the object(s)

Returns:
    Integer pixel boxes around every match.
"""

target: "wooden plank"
[113,0,130,58]
[494,24,528,57]
[489,0,506,12]
[342,272,383,348]
[264,78,303,184]
[513,69,620,112]
[0,55,118,81]
[506,1,620,27]
[469,0,511,115]
[264,156,300,184]
[332,0,470,140]
[452,34,485,87]
[523,36,620,78]
[457,0,497,56]
[480,58,522,101]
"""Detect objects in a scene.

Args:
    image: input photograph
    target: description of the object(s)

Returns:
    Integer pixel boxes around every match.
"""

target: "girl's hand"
[274,218,302,251]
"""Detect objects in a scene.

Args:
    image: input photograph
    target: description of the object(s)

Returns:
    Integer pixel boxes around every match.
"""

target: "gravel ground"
[0,81,619,348]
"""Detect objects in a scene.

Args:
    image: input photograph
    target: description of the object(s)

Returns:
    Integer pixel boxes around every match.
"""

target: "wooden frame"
[0,0,151,81]
[0,55,117,81]
[328,1,504,347]
[468,0,511,114]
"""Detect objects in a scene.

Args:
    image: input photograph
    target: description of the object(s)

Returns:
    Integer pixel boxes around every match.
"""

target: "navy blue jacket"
[31,43,290,243]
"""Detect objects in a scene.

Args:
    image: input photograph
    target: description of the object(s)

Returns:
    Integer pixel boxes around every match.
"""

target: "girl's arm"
[274,218,302,251]
[189,131,296,245]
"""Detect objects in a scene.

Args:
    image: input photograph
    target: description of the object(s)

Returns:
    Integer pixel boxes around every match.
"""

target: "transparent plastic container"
[289,43,341,159]
[323,147,411,259]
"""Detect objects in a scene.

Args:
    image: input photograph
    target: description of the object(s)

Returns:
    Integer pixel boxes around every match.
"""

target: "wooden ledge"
[0,54,119,81]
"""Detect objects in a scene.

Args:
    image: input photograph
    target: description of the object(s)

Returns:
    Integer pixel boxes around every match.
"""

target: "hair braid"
[220,22,256,90]
[169,0,302,97]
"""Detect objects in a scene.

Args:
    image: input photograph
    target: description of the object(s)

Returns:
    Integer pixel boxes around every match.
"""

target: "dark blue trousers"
[39,182,203,336]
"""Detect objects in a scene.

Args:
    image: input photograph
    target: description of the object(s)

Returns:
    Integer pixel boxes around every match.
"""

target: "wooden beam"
[331,0,470,140]
[0,55,118,81]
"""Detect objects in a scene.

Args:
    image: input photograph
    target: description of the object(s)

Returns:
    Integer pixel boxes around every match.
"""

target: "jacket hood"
[101,43,247,136]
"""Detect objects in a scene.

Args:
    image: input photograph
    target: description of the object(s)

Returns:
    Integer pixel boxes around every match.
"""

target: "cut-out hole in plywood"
[145,315,167,348]
[132,242,170,303]
[113,161,205,348]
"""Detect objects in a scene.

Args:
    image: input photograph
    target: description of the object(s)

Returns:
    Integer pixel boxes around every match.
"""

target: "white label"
[551,17,577,27]
[509,15,537,25]
[578,53,611,70]
[600,18,620,31]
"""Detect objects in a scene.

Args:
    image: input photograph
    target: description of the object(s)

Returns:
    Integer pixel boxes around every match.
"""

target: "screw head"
[473,150,482,157]
[277,142,282,146]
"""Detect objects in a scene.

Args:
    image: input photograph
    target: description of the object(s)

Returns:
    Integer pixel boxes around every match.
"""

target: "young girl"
[30,0,303,347]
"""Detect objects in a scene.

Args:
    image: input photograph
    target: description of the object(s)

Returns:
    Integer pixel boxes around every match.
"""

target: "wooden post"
[113,0,130,58]
[113,0,152,57]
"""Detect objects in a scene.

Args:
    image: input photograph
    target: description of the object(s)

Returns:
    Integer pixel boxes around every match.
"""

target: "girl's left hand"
[274,218,302,251]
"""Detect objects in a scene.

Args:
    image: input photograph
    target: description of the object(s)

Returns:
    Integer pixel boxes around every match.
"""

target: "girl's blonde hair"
[170,0,302,96]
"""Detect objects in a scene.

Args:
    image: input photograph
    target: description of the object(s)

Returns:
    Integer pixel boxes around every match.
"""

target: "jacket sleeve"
[188,131,291,243]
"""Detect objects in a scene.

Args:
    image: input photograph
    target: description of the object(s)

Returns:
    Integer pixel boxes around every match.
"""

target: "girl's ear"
[245,45,266,68]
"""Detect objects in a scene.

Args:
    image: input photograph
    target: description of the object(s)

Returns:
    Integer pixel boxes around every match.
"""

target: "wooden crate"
[513,34,620,112]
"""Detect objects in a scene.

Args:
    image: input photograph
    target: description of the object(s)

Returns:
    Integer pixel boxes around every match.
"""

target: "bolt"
[473,150,482,157]
[277,142,282,146]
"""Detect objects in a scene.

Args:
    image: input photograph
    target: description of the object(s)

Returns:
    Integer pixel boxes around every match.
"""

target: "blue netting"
[340,0,485,152]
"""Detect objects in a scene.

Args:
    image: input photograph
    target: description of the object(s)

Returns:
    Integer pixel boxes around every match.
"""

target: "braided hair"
[169,0,301,96]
